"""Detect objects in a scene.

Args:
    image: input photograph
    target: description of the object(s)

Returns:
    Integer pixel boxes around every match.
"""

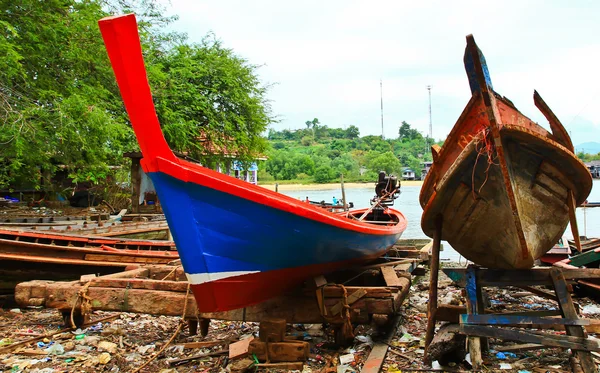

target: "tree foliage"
[264,120,443,183]
[0,0,273,190]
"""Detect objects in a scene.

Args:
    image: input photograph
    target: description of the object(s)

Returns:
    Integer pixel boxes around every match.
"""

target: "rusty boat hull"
[419,35,592,269]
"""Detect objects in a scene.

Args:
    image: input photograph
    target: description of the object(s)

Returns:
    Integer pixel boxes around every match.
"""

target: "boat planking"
[0,228,178,294]
[98,14,407,312]
[420,35,592,269]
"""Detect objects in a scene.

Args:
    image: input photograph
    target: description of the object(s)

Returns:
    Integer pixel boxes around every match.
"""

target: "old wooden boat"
[0,228,178,295]
[98,14,407,312]
[420,35,592,269]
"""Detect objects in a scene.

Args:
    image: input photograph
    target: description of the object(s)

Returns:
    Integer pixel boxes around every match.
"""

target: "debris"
[98,352,111,364]
[581,304,600,315]
[228,337,254,359]
[339,353,355,365]
[45,343,64,355]
[136,344,155,355]
[97,341,118,354]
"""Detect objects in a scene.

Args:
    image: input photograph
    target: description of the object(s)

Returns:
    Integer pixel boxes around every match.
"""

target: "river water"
[280,180,600,262]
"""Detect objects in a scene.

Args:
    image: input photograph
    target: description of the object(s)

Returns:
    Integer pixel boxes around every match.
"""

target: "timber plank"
[381,266,403,287]
[451,324,600,351]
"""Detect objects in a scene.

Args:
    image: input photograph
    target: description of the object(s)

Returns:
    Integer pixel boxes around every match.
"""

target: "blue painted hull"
[151,172,402,277]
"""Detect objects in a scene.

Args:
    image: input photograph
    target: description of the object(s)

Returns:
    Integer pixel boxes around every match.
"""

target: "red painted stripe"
[146,157,407,236]
[190,250,389,312]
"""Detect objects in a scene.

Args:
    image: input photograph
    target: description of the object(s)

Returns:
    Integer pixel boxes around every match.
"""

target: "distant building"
[585,160,600,179]
[402,168,416,181]
[421,161,433,180]
[125,151,264,213]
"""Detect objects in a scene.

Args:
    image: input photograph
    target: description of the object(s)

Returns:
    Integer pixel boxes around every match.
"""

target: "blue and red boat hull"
[151,170,404,311]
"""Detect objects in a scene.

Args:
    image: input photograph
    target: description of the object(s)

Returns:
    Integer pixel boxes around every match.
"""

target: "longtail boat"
[420,35,592,269]
[98,14,407,312]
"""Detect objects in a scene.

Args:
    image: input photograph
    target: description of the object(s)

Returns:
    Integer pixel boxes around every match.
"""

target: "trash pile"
[2,265,600,372]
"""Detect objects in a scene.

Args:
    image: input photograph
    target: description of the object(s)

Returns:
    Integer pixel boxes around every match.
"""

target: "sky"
[163,0,600,149]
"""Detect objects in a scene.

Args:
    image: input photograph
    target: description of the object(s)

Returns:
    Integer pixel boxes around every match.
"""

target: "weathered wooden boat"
[98,14,407,312]
[420,35,592,269]
[0,228,178,294]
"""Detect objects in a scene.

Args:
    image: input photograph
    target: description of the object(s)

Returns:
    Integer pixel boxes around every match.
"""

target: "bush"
[314,165,334,183]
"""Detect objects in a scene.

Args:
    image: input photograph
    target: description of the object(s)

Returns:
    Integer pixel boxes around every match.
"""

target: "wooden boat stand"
[15,242,427,345]
[424,259,600,372]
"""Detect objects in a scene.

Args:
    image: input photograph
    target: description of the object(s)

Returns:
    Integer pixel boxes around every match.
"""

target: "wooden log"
[424,323,466,365]
[88,278,189,292]
[248,340,309,362]
[259,319,286,342]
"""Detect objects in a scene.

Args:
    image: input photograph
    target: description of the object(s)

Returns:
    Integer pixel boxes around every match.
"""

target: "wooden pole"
[568,190,583,253]
[340,174,348,211]
[424,215,442,361]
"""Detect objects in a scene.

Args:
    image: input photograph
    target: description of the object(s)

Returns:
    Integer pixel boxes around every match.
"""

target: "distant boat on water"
[419,35,592,269]
[98,14,408,312]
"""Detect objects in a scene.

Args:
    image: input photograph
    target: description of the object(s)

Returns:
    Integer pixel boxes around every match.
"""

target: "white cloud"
[162,0,600,143]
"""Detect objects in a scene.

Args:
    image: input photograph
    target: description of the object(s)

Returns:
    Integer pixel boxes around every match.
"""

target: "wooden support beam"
[460,314,600,333]
[568,190,583,253]
[447,324,600,352]
[464,267,483,370]
[551,269,596,373]
[444,267,600,287]
[424,216,442,360]
[259,319,286,342]
[362,315,403,373]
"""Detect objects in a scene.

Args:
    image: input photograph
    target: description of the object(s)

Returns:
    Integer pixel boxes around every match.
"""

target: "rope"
[317,284,355,341]
[471,128,498,200]
[70,282,93,329]
[131,283,192,373]
[161,265,183,281]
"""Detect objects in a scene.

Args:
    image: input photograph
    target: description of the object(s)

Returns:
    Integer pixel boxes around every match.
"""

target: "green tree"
[398,121,423,142]
[345,125,360,139]
[314,165,335,183]
[367,151,402,175]
[154,36,271,164]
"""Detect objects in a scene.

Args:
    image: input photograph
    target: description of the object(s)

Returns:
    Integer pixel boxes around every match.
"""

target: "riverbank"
[259,180,423,191]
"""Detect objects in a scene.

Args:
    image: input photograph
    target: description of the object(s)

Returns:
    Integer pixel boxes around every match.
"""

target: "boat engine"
[373,171,400,207]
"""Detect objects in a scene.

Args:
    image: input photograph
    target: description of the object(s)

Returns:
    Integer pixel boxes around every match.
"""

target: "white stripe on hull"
[185,271,260,285]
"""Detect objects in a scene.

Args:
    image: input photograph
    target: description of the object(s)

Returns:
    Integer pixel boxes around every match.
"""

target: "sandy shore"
[259,180,423,191]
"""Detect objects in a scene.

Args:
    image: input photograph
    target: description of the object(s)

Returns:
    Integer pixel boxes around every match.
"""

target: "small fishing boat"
[420,35,592,269]
[98,14,407,312]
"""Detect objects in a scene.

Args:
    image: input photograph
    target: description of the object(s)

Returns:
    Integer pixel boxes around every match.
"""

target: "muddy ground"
[2,268,600,372]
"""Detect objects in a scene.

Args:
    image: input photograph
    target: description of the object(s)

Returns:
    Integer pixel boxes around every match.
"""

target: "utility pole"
[427,85,433,140]
[380,79,384,139]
